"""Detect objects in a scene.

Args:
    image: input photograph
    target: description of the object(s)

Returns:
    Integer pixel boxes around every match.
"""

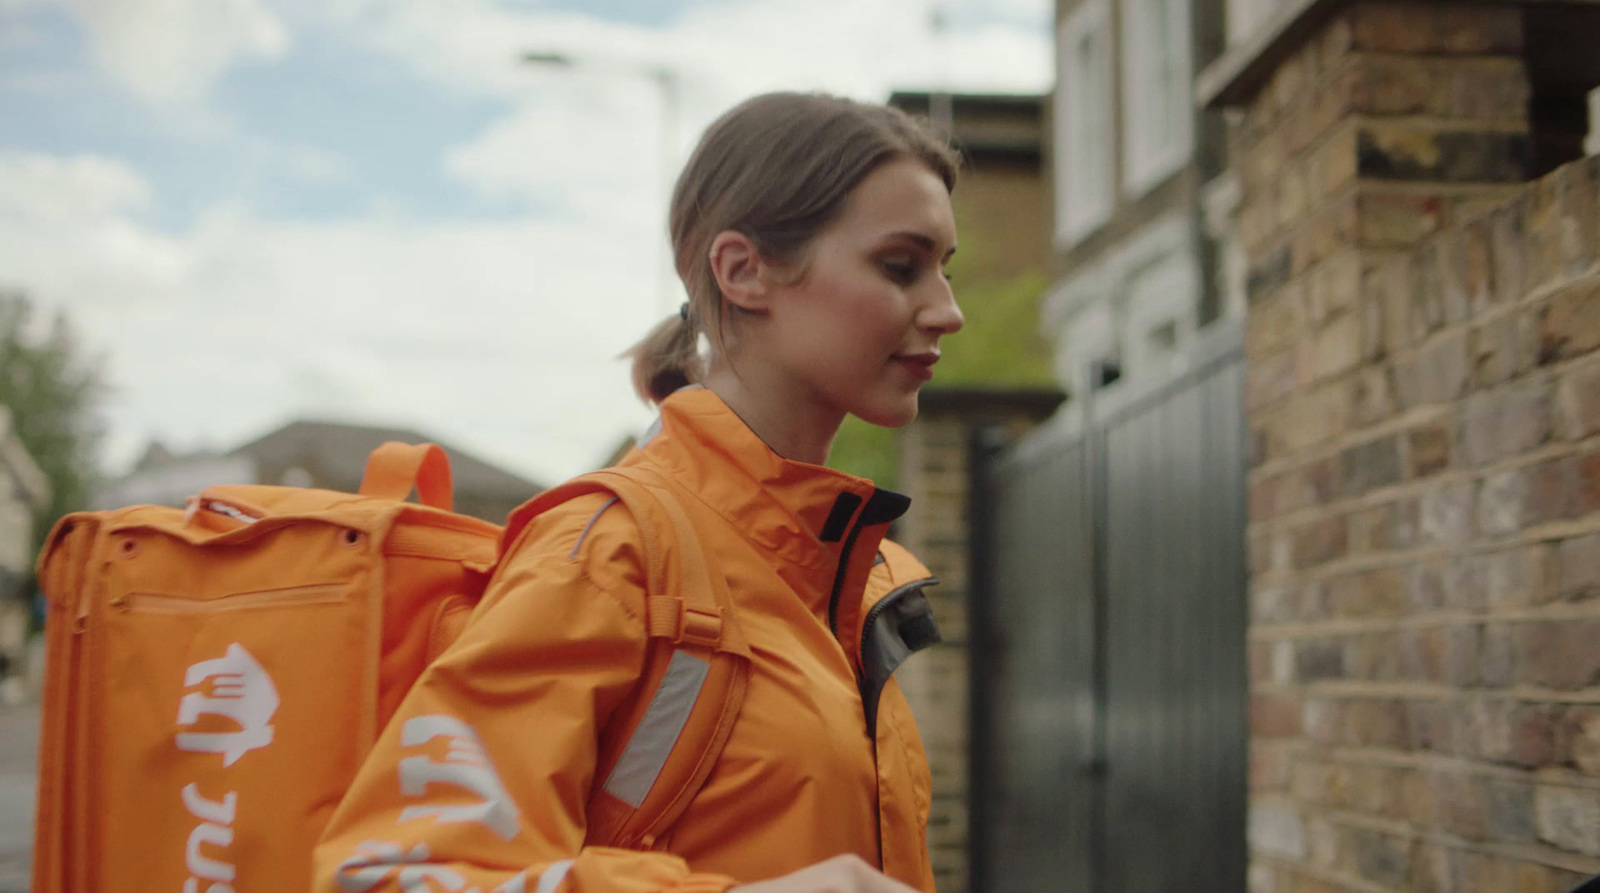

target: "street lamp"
[519,51,682,317]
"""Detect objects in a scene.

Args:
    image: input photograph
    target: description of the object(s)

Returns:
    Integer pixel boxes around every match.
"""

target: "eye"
[879,256,918,285]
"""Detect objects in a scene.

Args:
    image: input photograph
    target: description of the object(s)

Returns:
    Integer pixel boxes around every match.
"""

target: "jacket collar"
[623,387,910,658]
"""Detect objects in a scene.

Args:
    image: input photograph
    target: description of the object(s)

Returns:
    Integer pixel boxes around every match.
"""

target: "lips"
[893,353,939,381]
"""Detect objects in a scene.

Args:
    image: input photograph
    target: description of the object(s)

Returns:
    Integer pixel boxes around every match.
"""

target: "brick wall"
[1235,4,1600,891]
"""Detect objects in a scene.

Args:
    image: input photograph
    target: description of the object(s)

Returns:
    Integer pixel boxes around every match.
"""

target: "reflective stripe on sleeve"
[602,650,711,808]
[534,859,574,893]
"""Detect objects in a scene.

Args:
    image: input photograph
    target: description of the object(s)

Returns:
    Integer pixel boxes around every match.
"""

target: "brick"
[1576,448,1600,518]
[1308,124,1359,201]
[1487,777,1538,844]
[1462,699,1557,767]
[1252,583,1298,624]
[1558,533,1600,598]
[1304,697,1342,745]
[1252,742,1294,792]
[1253,693,1304,737]
[1353,54,1438,116]
[1247,348,1298,411]
[1442,552,1487,611]
[1535,785,1600,856]
[1478,457,1578,536]
[1346,698,1408,748]
[1450,58,1531,120]
[1443,624,1482,686]
[1394,329,1470,408]
[1350,4,1436,53]
[1294,193,1359,275]
[1470,310,1539,389]
[1347,632,1403,681]
[1557,361,1600,440]
[1565,707,1600,776]
[1410,561,1445,611]
[1538,280,1600,364]
[1306,251,1362,326]
[1487,543,1558,608]
[1366,253,1413,354]
[1482,623,1514,687]
[1515,619,1600,689]
[1457,381,1553,467]
[1527,159,1600,289]
[1311,312,1363,380]
[1339,435,1403,496]
[1397,629,1443,682]
[1248,801,1307,861]
[1348,826,1411,887]
[1435,5,1525,54]
[1460,215,1497,313]
[1428,771,1489,840]
[1359,190,1445,247]
[1488,195,1529,303]
[1357,125,1531,184]
[1420,479,1476,546]
[1406,698,1454,753]
[1297,637,1346,681]
[1348,501,1416,553]
[1292,515,1348,568]
[1348,366,1396,425]
[1247,284,1302,354]
[1300,456,1342,507]
[1325,568,1408,619]
[1407,420,1452,477]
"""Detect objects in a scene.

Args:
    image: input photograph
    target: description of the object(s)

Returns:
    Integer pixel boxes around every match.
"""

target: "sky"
[0,0,1052,486]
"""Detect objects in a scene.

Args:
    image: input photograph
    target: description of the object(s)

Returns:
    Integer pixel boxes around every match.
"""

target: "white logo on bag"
[335,841,531,893]
[396,716,522,840]
[181,782,238,893]
[175,643,280,767]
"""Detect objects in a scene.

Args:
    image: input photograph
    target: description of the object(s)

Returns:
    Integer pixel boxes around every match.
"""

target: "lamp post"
[520,52,682,317]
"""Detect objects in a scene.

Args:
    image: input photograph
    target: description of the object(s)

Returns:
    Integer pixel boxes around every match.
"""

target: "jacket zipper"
[110,584,348,614]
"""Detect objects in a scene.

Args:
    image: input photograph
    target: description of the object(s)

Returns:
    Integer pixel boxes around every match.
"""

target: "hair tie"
[678,302,690,322]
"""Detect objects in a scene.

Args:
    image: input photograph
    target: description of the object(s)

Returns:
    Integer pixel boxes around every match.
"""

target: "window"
[1055,0,1114,246]
[1120,0,1193,197]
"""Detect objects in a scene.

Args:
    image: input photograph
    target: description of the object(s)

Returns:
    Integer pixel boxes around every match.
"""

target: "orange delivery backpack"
[30,442,750,893]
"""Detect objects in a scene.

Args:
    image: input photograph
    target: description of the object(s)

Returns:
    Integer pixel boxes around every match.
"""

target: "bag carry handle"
[359,442,453,511]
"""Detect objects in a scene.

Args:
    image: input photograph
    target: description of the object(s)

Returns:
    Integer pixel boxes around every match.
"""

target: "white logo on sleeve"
[397,716,522,841]
[175,643,280,767]
[335,841,534,893]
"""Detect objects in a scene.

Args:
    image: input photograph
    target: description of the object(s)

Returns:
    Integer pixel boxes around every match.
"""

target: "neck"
[701,364,844,467]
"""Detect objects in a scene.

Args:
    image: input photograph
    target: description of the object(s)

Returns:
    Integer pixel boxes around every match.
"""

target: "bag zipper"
[110,584,348,614]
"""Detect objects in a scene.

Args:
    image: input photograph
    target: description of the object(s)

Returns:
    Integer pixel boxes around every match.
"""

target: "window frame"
[1119,0,1194,198]
[1054,0,1115,247]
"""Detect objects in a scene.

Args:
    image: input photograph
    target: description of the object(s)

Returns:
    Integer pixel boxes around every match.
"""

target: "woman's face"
[752,157,963,429]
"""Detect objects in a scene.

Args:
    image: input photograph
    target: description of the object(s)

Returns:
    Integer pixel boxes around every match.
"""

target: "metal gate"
[970,320,1248,893]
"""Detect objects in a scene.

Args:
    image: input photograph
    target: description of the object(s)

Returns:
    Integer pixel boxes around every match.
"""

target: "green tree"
[0,290,107,547]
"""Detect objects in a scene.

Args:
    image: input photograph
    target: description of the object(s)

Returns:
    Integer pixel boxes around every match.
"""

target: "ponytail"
[627,306,704,405]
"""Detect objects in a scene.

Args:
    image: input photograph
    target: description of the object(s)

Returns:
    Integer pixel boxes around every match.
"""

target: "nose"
[918,277,964,335]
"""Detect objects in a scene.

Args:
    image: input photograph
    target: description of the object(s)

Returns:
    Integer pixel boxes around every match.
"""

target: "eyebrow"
[886,231,958,258]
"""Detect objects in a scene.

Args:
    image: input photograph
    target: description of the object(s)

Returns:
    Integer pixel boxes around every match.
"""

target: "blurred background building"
[98,420,541,524]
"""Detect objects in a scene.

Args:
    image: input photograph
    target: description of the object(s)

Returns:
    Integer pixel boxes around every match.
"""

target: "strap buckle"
[647,596,724,649]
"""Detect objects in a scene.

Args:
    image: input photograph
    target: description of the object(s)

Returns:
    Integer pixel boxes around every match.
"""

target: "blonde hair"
[627,92,960,404]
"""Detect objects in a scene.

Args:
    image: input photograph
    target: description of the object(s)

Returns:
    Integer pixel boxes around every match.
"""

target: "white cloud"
[2,0,1054,487]
[0,152,660,484]
[63,0,290,103]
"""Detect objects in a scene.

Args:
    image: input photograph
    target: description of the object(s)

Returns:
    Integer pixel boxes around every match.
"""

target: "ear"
[708,230,772,314]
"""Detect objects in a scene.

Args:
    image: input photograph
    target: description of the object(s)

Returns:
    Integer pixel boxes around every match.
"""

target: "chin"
[852,394,920,429]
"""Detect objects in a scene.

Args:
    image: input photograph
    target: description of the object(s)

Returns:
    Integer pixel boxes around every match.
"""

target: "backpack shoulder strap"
[504,466,751,851]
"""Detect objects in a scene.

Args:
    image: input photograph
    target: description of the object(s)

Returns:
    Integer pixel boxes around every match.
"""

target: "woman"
[313,92,963,893]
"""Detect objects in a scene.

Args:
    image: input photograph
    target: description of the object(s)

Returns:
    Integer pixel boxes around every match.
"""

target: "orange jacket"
[312,388,942,892]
